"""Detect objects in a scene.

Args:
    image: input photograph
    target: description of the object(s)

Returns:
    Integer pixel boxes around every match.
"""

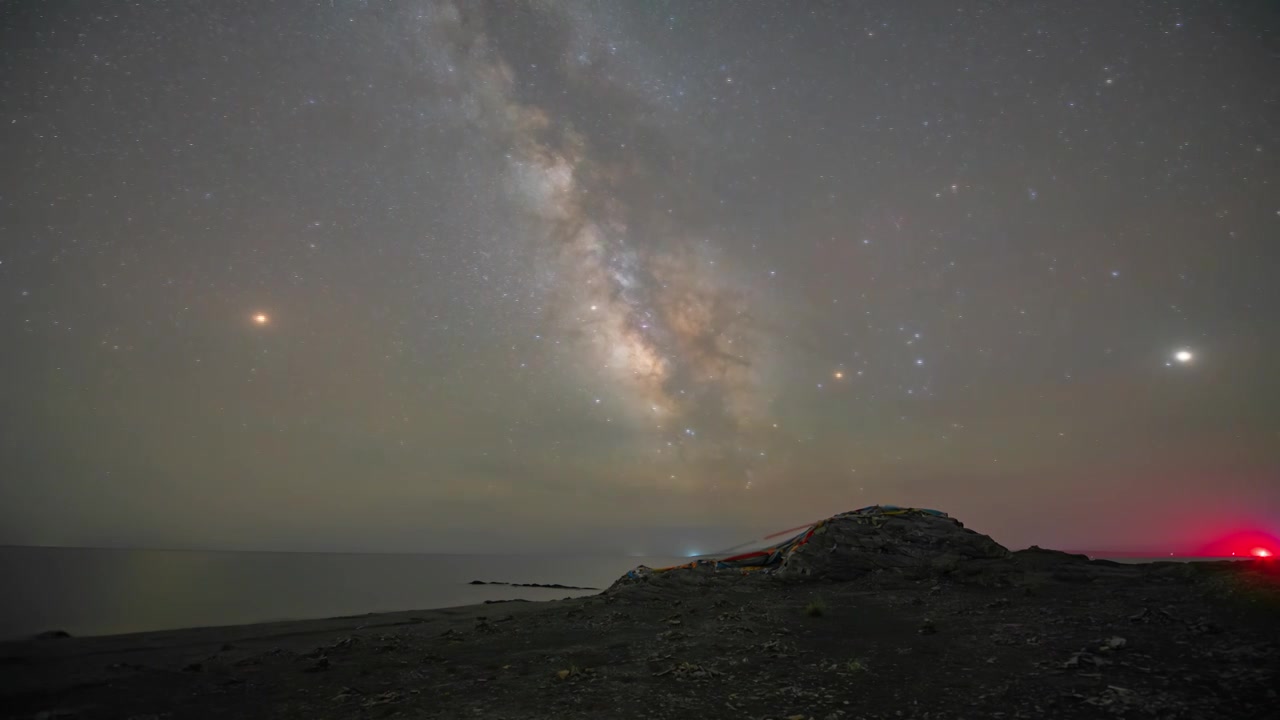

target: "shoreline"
[0,587,600,646]
[0,545,674,642]
[2,593,580,652]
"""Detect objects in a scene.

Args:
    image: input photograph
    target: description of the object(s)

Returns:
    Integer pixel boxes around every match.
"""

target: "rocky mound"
[773,508,1011,581]
[610,507,1018,592]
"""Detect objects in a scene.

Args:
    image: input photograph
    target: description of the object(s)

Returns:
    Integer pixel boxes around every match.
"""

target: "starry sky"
[2,1,1277,555]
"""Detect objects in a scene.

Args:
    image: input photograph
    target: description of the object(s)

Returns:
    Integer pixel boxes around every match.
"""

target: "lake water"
[0,546,686,641]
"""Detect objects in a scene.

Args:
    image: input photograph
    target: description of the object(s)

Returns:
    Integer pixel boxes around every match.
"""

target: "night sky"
[2,2,1277,555]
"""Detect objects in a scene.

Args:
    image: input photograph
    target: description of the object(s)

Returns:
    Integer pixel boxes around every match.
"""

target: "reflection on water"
[0,546,683,640]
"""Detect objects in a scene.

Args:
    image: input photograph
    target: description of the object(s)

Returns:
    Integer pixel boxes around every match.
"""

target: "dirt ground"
[2,554,1277,720]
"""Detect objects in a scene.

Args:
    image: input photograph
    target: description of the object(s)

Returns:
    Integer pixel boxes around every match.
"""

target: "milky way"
[1,1,1276,554]
[420,2,777,489]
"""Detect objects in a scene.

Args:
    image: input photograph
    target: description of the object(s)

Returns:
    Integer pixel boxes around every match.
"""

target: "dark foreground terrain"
[1,550,1277,720]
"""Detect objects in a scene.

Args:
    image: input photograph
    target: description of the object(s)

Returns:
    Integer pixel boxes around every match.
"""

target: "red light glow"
[1197,530,1280,559]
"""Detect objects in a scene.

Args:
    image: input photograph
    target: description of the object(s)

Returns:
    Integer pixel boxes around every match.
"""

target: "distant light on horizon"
[252,312,270,325]
[1173,349,1193,364]
[1198,530,1279,558]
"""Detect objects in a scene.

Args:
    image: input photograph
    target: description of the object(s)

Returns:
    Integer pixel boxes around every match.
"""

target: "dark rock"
[1187,618,1222,635]
[1011,546,1091,568]
[1062,651,1110,669]
[362,690,405,707]
[1098,636,1127,652]
[182,663,202,673]
[321,637,357,653]
[774,511,1010,582]
[331,686,364,702]
[34,630,72,640]
[467,579,597,589]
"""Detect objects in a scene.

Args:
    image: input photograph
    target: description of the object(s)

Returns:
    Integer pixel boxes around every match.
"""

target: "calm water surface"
[0,546,685,640]
[3,547,1238,640]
